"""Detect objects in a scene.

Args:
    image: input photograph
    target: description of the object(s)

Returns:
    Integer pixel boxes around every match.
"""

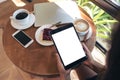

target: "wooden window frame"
[90,0,120,22]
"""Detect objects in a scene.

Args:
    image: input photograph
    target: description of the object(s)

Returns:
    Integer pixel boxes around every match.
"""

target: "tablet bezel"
[50,23,87,70]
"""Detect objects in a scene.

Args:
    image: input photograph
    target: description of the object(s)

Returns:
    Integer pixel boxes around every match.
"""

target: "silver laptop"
[34,1,81,27]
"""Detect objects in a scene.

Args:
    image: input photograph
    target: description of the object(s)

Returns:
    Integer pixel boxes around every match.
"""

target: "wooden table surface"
[2,0,96,76]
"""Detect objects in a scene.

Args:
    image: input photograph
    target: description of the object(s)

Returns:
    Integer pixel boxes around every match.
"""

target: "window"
[76,0,120,65]
[105,0,120,9]
[90,0,120,21]
[77,0,118,53]
[90,0,120,51]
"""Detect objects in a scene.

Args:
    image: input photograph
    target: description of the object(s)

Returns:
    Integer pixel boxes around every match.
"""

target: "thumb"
[55,53,65,73]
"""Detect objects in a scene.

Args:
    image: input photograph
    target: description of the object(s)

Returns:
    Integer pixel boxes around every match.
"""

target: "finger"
[81,43,94,66]
[82,42,93,59]
[56,54,77,80]
[55,53,65,73]
[81,42,90,54]
[56,53,68,80]
[56,53,71,72]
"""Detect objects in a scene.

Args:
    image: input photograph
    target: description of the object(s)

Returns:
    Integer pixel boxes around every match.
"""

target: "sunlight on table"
[54,1,81,19]
[12,0,26,7]
[92,47,106,65]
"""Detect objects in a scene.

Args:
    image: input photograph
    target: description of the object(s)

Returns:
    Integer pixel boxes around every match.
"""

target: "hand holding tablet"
[50,23,87,70]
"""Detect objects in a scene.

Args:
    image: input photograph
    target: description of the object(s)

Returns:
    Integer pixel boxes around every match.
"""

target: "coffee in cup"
[16,12,28,20]
[74,19,89,41]
[10,9,31,26]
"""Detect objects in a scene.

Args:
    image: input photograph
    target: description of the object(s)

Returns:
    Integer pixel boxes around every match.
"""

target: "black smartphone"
[12,30,33,48]
[50,23,87,70]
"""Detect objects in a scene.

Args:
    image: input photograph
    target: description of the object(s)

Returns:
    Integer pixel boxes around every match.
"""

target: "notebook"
[34,1,81,27]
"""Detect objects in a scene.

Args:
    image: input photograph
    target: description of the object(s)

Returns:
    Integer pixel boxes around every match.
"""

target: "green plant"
[77,0,118,40]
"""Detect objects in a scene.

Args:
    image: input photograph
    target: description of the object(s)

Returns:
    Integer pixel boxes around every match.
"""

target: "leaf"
[77,0,117,40]
[95,20,118,25]
[93,10,105,21]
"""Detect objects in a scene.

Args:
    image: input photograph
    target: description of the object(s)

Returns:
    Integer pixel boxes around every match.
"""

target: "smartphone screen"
[51,23,87,70]
[12,30,33,48]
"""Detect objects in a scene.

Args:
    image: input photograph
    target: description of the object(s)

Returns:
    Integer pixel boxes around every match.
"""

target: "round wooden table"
[3,1,96,76]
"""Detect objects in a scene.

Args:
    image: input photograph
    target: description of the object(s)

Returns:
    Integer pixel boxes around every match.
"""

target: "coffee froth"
[74,19,89,32]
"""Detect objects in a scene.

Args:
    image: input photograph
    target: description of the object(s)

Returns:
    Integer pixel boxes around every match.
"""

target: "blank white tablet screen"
[52,27,86,66]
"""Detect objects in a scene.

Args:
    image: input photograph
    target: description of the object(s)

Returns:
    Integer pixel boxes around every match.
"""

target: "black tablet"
[50,23,87,70]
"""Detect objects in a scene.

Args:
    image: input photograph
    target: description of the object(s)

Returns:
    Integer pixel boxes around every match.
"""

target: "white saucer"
[77,26,93,41]
[11,14,35,30]
[35,24,57,46]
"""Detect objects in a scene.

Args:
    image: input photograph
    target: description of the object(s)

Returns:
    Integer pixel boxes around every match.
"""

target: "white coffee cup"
[10,9,31,26]
[74,19,89,41]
